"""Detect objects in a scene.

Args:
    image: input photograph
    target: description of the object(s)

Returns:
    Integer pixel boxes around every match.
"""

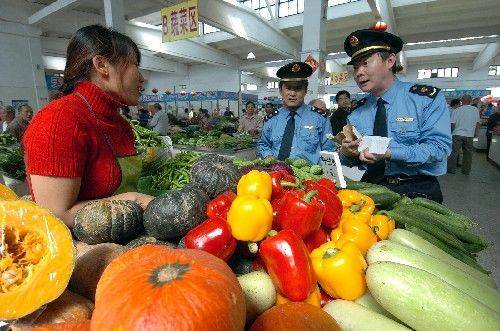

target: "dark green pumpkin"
[73,200,143,244]
[143,184,209,240]
[229,254,255,276]
[190,154,240,198]
[125,235,175,249]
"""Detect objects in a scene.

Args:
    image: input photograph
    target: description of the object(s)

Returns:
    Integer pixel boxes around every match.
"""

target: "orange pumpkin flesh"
[32,320,91,331]
[0,183,17,201]
[0,201,75,320]
[92,245,246,331]
[250,302,341,331]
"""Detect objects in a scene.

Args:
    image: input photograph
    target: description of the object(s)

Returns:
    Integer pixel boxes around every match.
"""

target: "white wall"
[0,22,49,111]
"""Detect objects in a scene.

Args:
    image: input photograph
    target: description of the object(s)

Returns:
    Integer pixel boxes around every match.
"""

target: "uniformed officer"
[258,62,334,164]
[340,26,452,203]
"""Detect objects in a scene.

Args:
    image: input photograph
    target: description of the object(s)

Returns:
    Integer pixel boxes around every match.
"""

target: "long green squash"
[388,229,496,288]
[354,291,403,323]
[367,262,500,330]
[323,300,410,331]
[367,241,500,313]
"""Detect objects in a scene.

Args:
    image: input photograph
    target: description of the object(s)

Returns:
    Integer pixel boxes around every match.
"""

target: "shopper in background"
[1,106,15,133]
[148,102,169,135]
[340,27,451,203]
[239,101,262,138]
[198,108,212,131]
[483,103,494,118]
[121,106,132,120]
[7,104,33,141]
[264,103,274,116]
[137,104,150,127]
[330,90,352,135]
[449,98,461,116]
[210,108,221,126]
[23,25,153,227]
[223,106,234,118]
[258,62,334,164]
[447,94,480,175]
[486,105,500,158]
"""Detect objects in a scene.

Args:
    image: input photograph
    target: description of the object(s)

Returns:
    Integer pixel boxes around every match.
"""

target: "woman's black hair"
[60,25,141,95]
[245,101,256,107]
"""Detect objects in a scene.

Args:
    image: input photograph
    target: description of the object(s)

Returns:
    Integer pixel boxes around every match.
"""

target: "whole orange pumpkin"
[91,245,246,331]
[250,302,341,331]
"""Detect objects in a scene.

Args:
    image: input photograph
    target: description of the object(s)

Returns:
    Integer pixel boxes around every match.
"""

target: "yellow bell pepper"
[369,214,395,240]
[330,228,343,242]
[332,218,378,255]
[275,286,321,307]
[227,195,273,241]
[237,170,272,200]
[337,189,375,223]
[310,241,367,301]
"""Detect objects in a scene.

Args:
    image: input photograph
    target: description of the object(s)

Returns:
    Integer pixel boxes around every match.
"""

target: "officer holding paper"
[340,25,451,203]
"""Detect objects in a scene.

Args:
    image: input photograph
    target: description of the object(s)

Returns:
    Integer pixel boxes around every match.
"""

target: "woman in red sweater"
[24,25,153,227]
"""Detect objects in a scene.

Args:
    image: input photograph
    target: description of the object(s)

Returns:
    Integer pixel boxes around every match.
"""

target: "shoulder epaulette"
[351,98,367,111]
[264,110,279,122]
[311,106,328,118]
[409,84,440,99]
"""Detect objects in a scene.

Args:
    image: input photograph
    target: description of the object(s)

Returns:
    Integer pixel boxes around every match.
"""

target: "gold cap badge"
[349,35,359,47]
[292,63,301,72]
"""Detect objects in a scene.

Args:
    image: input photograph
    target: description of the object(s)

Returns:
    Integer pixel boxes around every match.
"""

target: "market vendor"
[23,25,153,226]
[339,26,451,203]
[258,62,334,164]
[239,101,262,137]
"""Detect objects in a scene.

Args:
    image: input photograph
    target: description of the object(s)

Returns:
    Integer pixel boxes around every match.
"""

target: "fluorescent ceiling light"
[247,52,256,59]
[406,35,498,46]
[242,71,254,75]
[264,58,294,64]
[328,51,347,56]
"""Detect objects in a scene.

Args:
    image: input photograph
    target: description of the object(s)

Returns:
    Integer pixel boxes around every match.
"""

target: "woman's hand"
[341,137,361,158]
[112,192,154,209]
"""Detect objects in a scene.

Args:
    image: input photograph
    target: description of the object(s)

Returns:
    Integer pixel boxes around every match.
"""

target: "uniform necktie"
[278,111,296,160]
[362,98,387,183]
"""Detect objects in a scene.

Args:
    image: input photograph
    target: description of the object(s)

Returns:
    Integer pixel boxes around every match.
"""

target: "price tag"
[319,151,346,188]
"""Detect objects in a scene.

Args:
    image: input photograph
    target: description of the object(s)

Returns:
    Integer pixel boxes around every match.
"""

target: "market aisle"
[439,151,499,286]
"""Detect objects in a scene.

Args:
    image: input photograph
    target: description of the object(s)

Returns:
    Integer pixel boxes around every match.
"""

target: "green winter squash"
[125,235,175,249]
[72,200,143,245]
[143,184,209,240]
[190,154,240,198]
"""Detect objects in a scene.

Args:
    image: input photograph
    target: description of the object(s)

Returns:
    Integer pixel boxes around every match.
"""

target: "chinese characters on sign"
[330,71,349,85]
[161,0,198,42]
[304,54,319,73]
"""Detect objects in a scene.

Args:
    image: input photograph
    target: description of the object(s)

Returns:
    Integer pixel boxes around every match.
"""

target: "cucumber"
[386,210,469,253]
[412,197,475,228]
[389,229,496,288]
[345,181,401,207]
[354,291,403,323]
[323,300,410,331]
[404,225,491,274]
[396,204,489,247]
[238,271,276,322]
[367,262,500,330]
[367,241,500,313]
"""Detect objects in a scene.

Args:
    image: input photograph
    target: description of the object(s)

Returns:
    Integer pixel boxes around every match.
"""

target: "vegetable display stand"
[173,145,258,160]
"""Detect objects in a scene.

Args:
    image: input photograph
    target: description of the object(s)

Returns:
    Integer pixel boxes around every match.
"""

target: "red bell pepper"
[304,178,343,230]
[184,217,237,261]
[320,288,333,307]
[304,227,330,253]
[259,229,317,301]
[269,170,297,200]
[206,191,236,219]
[274,190,325,239]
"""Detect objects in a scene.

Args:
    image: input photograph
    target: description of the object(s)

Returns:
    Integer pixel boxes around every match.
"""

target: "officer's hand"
[341,138,361,158]
[359,148,391,164]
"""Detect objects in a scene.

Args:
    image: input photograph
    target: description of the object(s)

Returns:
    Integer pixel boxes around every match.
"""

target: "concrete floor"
[439,151,499,286]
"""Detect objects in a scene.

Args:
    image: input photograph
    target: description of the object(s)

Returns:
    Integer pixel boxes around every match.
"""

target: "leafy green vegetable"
[130,120,166,154]
[0,133,25,180]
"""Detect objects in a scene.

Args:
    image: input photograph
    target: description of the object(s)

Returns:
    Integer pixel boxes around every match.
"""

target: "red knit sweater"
[23,81,136,200]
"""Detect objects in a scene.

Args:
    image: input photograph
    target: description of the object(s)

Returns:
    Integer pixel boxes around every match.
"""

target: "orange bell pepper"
[337,189,375,223]
[275,286,321,307]
[369,214,395,240]
[332,218,378,255]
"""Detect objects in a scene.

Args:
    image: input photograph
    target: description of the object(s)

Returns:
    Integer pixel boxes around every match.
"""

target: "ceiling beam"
[197,0,299,59]
[28,0,80,25]
[126,22,240,68]
[139,49,187,75]
[473,43,499,71]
